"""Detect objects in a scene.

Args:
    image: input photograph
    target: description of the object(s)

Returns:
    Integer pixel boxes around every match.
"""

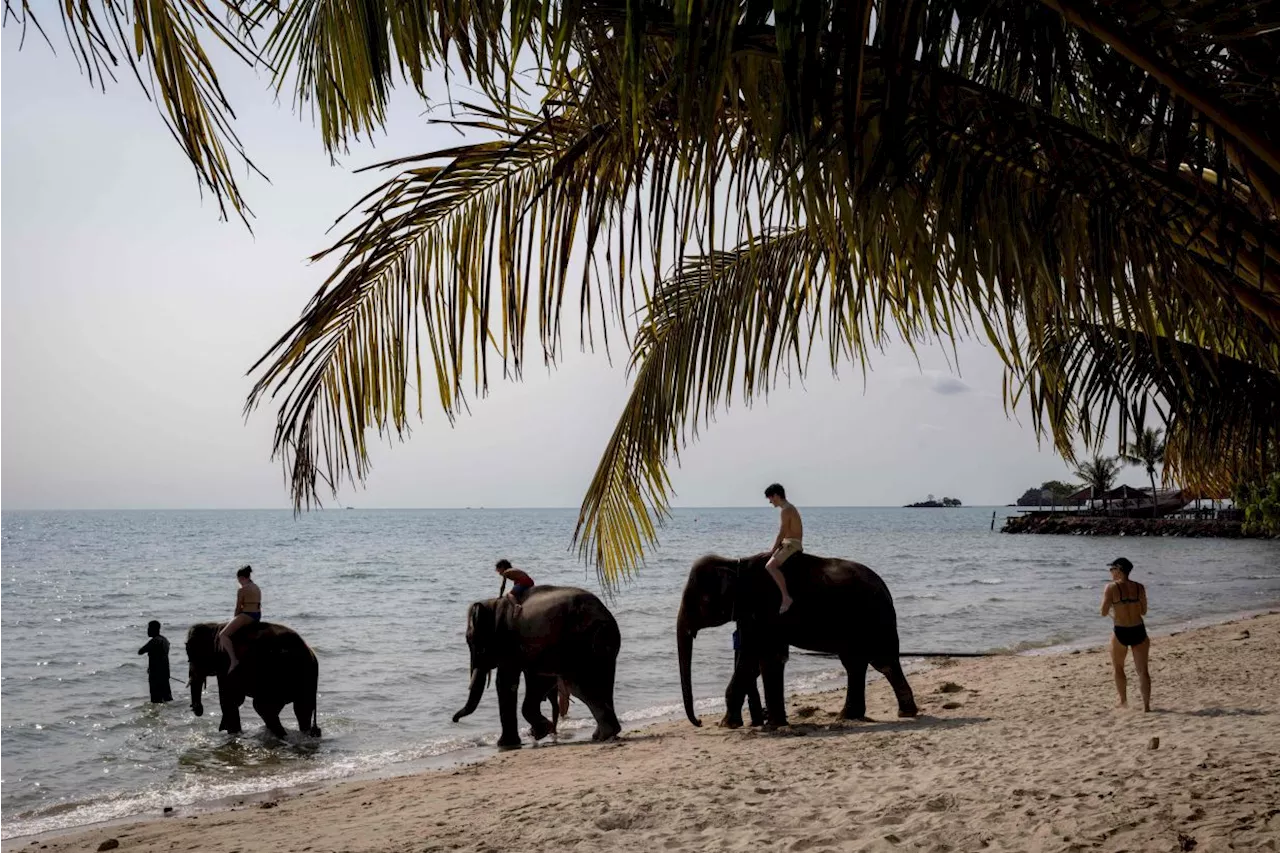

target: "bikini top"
[1114,580,1142,604]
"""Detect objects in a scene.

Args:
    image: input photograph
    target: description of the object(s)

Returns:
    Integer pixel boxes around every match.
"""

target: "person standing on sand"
[1100,557,1151,711]
[137,620,172,703]
[217,565,261,672]
[764,484,803,614]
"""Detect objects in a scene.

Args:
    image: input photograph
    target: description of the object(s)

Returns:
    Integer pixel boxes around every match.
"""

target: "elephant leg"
[294,695,321,737]
[577,660,621,742]
[745,667,765,727]
[760,656,789,728]
[872,658,919,718]
[496,666,522,749]
[253,697,288,739]
[217,683,243,734]
[838,654,870,720]
[521,673,556,741]
[719,652,756,728]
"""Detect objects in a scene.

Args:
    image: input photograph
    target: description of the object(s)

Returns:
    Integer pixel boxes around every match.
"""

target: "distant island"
[904,495,962,508]
[1014,480,1082,507]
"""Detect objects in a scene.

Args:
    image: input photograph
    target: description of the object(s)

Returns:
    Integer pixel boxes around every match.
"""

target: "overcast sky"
[1,30,1090,510]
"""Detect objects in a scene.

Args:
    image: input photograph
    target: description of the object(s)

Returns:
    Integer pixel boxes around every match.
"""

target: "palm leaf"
[7,0,265,221]
[1016,323,1280,495]
[244,106,646,509]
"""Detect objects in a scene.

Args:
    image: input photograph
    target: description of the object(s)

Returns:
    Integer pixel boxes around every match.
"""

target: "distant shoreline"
[1001,513,1271,539]
[2,505,1013,513]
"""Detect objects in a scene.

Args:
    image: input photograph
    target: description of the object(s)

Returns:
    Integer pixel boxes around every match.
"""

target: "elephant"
[452,585,622,748]
[677,553,919,729]
[186,622,322,739]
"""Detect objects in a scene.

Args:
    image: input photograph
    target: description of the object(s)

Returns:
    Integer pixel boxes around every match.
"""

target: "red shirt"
[502,568,535,588]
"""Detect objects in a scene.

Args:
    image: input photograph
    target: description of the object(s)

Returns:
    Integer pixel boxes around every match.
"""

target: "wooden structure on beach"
[1018,485,1190,518]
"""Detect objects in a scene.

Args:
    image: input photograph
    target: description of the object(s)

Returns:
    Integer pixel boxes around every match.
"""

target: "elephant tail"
[298,639,322,737]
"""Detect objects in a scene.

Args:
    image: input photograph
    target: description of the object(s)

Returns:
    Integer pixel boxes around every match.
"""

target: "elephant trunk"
[452,668,487,722]
[190,673,205,717]
[677,610,701,727]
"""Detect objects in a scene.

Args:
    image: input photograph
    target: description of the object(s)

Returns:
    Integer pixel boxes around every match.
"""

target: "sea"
[2,507,1277,839]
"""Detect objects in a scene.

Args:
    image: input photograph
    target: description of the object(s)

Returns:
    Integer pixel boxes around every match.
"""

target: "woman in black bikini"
[1100,557,1151,711]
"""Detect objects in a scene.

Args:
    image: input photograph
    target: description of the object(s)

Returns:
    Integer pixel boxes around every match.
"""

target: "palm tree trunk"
[1149,468,1159,519]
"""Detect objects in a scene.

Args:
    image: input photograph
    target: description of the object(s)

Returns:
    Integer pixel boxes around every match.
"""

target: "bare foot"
[779,597,794,615]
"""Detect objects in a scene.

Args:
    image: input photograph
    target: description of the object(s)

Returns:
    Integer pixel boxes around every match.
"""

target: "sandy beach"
[10,613,1278,853]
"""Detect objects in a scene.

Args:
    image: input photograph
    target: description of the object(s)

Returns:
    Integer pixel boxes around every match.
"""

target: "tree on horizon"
[1121,428,1167,518]
[11,0,1279,586]
[1073,456,1123,511]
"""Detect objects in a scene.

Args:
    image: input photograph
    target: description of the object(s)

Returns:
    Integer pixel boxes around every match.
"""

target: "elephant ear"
[185,623,214,655]
[466,601,497,656]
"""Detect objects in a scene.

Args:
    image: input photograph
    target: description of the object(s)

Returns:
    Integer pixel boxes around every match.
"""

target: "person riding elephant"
[452,585,622,748]
[677,552,918,729]
[187,621,321,739]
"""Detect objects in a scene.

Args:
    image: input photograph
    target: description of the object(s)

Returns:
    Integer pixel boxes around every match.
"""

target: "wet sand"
[9,613,1278,853]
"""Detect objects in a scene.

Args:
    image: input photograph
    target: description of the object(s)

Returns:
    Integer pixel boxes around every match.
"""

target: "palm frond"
[17,0,1265,585]
[6,0,265,221]
[262,0,578,153]
[573,213,980,581]
[244,107,645,509]
[1016,323,1280,494]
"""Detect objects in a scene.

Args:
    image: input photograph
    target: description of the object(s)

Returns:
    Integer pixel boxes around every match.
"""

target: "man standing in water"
[1100,557,1152,711]
[137,620,172,703]
[764,484,803,614]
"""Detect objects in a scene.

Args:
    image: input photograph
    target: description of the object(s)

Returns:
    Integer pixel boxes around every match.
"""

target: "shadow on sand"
[1153,707,1269,718]
[739,714,989,739]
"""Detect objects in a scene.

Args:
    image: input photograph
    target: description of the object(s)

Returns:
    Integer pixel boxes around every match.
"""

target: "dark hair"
[764,483,786,500]
[495,559,512,570]
[147,620,161,636]
[237,565,253,579]
[1109,557,1133,576]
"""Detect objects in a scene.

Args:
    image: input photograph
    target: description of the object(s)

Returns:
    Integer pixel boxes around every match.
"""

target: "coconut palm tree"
[1073,455,1123,511]
[11,0,1280,585]
[1121,428,1167,517]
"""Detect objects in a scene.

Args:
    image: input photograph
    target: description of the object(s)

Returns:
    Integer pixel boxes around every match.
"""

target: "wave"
[2,732,496,841]
[984,631,1080,655]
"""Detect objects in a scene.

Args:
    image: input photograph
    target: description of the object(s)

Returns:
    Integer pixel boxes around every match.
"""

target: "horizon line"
[1,504,1012,512]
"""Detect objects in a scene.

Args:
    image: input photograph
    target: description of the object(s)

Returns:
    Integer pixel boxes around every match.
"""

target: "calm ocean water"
[2,507,1277,838]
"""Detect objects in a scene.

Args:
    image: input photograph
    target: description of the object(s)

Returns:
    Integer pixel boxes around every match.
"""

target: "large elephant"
[677,553,918,729]
[186,622,322,739]
[452,586,621,747]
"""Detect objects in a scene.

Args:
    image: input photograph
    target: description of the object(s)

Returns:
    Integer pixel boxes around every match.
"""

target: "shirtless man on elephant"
[764,483,803,614]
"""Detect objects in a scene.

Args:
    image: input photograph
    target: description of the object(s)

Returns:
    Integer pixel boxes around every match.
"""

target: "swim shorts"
[771,538,803,565]
[1113,624,1147,647]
